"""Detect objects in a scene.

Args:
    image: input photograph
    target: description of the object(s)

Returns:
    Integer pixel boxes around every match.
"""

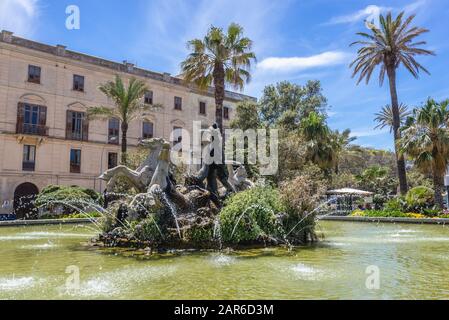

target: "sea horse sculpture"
[99,138,168,193]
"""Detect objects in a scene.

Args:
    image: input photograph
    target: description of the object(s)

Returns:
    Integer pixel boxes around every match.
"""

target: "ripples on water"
[1,222,449,299]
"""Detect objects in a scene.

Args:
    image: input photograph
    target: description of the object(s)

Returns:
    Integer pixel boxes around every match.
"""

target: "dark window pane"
[73,75,84,91]
[174,96,182,110]
[108,152,118,169]
[22,145,36,171]
[142,121,154,139]
[144,91,153,104]
[20,104,47,135]
[70,149,81,173]
[69,111,86,140]
[108,118,120,144]
[28,65,41,83]
[199,102,206,115]
[223,106,230,119]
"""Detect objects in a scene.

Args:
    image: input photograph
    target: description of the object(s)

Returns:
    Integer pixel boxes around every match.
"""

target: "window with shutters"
[108,118,119,144]
[28,65,41,84]
[142,121,154,139]
[70,149,81,173]
[22,145,36,171]
[66,111,88,141]
[16,103,48,136]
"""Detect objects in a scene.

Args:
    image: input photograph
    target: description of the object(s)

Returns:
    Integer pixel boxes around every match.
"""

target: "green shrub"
[183,223,214,244]
[351,209,426,219]
[383,187,438,216]
[405,186,435,214]
[35,185,103,214]
[384,197,405,211]
[219,186,285,243]
[131,215,163,242]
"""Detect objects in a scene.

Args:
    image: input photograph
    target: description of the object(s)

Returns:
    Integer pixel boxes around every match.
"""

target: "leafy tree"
[300,112,334,172]
[259,80,327,130]
[399,99,449,208]
[230,100,261,130]
[88,76,160,164]
[350,11,435,195]
[181,23,256,134]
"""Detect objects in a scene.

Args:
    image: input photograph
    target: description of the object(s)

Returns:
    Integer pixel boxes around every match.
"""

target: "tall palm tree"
[350,11,435,195]
[399,99,449,209]
[374,103,411,132]
[181,23,256,134]
[88,75,160,164]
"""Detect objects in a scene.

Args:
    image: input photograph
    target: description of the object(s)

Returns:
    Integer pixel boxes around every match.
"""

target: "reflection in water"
[1,221,449,299]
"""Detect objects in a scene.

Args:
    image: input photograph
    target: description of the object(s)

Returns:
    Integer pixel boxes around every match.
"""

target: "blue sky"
[1,0,449,150]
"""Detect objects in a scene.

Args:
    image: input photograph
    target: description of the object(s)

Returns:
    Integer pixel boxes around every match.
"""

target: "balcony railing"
[70,164,81,174]
[22,162,35,171]
[17,123,49,136]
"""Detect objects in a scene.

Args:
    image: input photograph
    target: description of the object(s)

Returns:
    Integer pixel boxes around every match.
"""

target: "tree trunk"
[433,168,444,209]
[121,122,128,165]
[386,65,408,195]
[213,62,225,136]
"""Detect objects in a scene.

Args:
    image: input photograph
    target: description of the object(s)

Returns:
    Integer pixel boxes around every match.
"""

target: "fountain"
[63,123,319,250]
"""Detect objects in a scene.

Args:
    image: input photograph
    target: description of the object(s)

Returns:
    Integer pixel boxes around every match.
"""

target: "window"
[199,101,206,115]
[142,121,154,139]
[16,103,47,136]
[144,91,153,105]
[108,152,118,169]
[66,111,88,141]
[28,65,41,84]
[223,106,230,120]
[174,96,182,110]
[70,149,81,173]
[173,126,182,150]
[108,118,119,144]
[22,145,36,171]
[73,75,85,92]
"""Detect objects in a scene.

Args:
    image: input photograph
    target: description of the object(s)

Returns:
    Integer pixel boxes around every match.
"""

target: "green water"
[1,221,449,299]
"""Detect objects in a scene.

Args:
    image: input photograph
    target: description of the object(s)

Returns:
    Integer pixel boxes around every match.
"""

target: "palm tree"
[88,75,160,164]
[374,103,411,132]
[399,99,449,208]
[350,11,435,195]
[300,112,334,171]
[330,129,358,174]
[181,23,256,134]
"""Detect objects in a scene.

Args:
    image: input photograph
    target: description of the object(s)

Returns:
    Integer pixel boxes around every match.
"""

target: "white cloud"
[326,1,428,26]
[326,5,388,25]
[257,51,351,73]
[0,0,39,37]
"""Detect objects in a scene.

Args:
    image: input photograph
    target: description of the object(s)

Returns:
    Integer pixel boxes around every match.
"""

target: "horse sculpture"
[99,138,168,193]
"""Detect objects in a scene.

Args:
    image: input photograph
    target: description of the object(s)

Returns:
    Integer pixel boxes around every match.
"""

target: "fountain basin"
[2,221,449,299]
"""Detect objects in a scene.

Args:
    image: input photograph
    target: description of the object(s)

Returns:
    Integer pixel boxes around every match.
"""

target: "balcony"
[22,161,35,172]
[16,123,49,136]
